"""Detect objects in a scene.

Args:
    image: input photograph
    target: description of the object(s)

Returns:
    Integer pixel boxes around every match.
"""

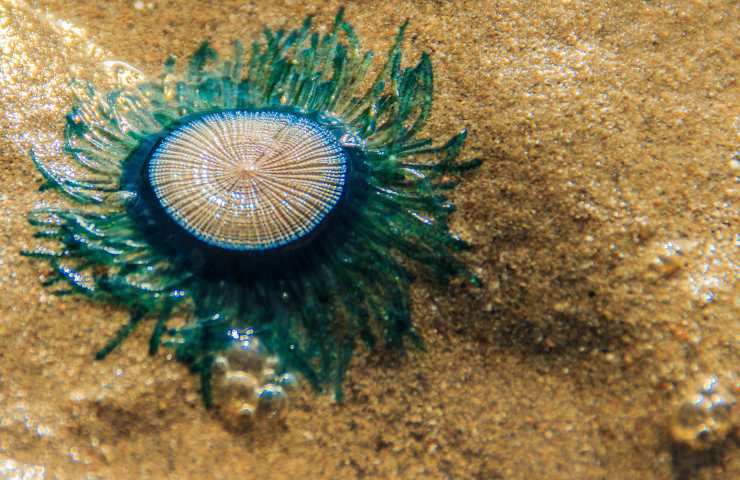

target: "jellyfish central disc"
[147,111,348,251]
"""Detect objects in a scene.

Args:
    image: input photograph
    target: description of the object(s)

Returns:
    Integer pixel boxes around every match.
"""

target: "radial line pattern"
[148,111,347,250]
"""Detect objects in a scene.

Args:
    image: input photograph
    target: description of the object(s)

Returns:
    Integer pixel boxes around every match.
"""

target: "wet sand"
[0,0,737,478]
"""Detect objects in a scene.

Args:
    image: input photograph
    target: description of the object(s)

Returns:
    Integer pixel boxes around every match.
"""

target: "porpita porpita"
[24,9,481,425]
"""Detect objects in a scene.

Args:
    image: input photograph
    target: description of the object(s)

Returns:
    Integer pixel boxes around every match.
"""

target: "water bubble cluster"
[211,328,298,430]
[670,374,737,450]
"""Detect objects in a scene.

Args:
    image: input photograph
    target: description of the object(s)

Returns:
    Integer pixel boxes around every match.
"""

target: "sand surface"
[0,0,737,478]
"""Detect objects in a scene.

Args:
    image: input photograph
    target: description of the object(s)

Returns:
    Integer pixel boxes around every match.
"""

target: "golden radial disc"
[148,111,347,250]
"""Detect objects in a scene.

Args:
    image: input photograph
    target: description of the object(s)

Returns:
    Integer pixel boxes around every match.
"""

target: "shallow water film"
[0,1,737,479]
